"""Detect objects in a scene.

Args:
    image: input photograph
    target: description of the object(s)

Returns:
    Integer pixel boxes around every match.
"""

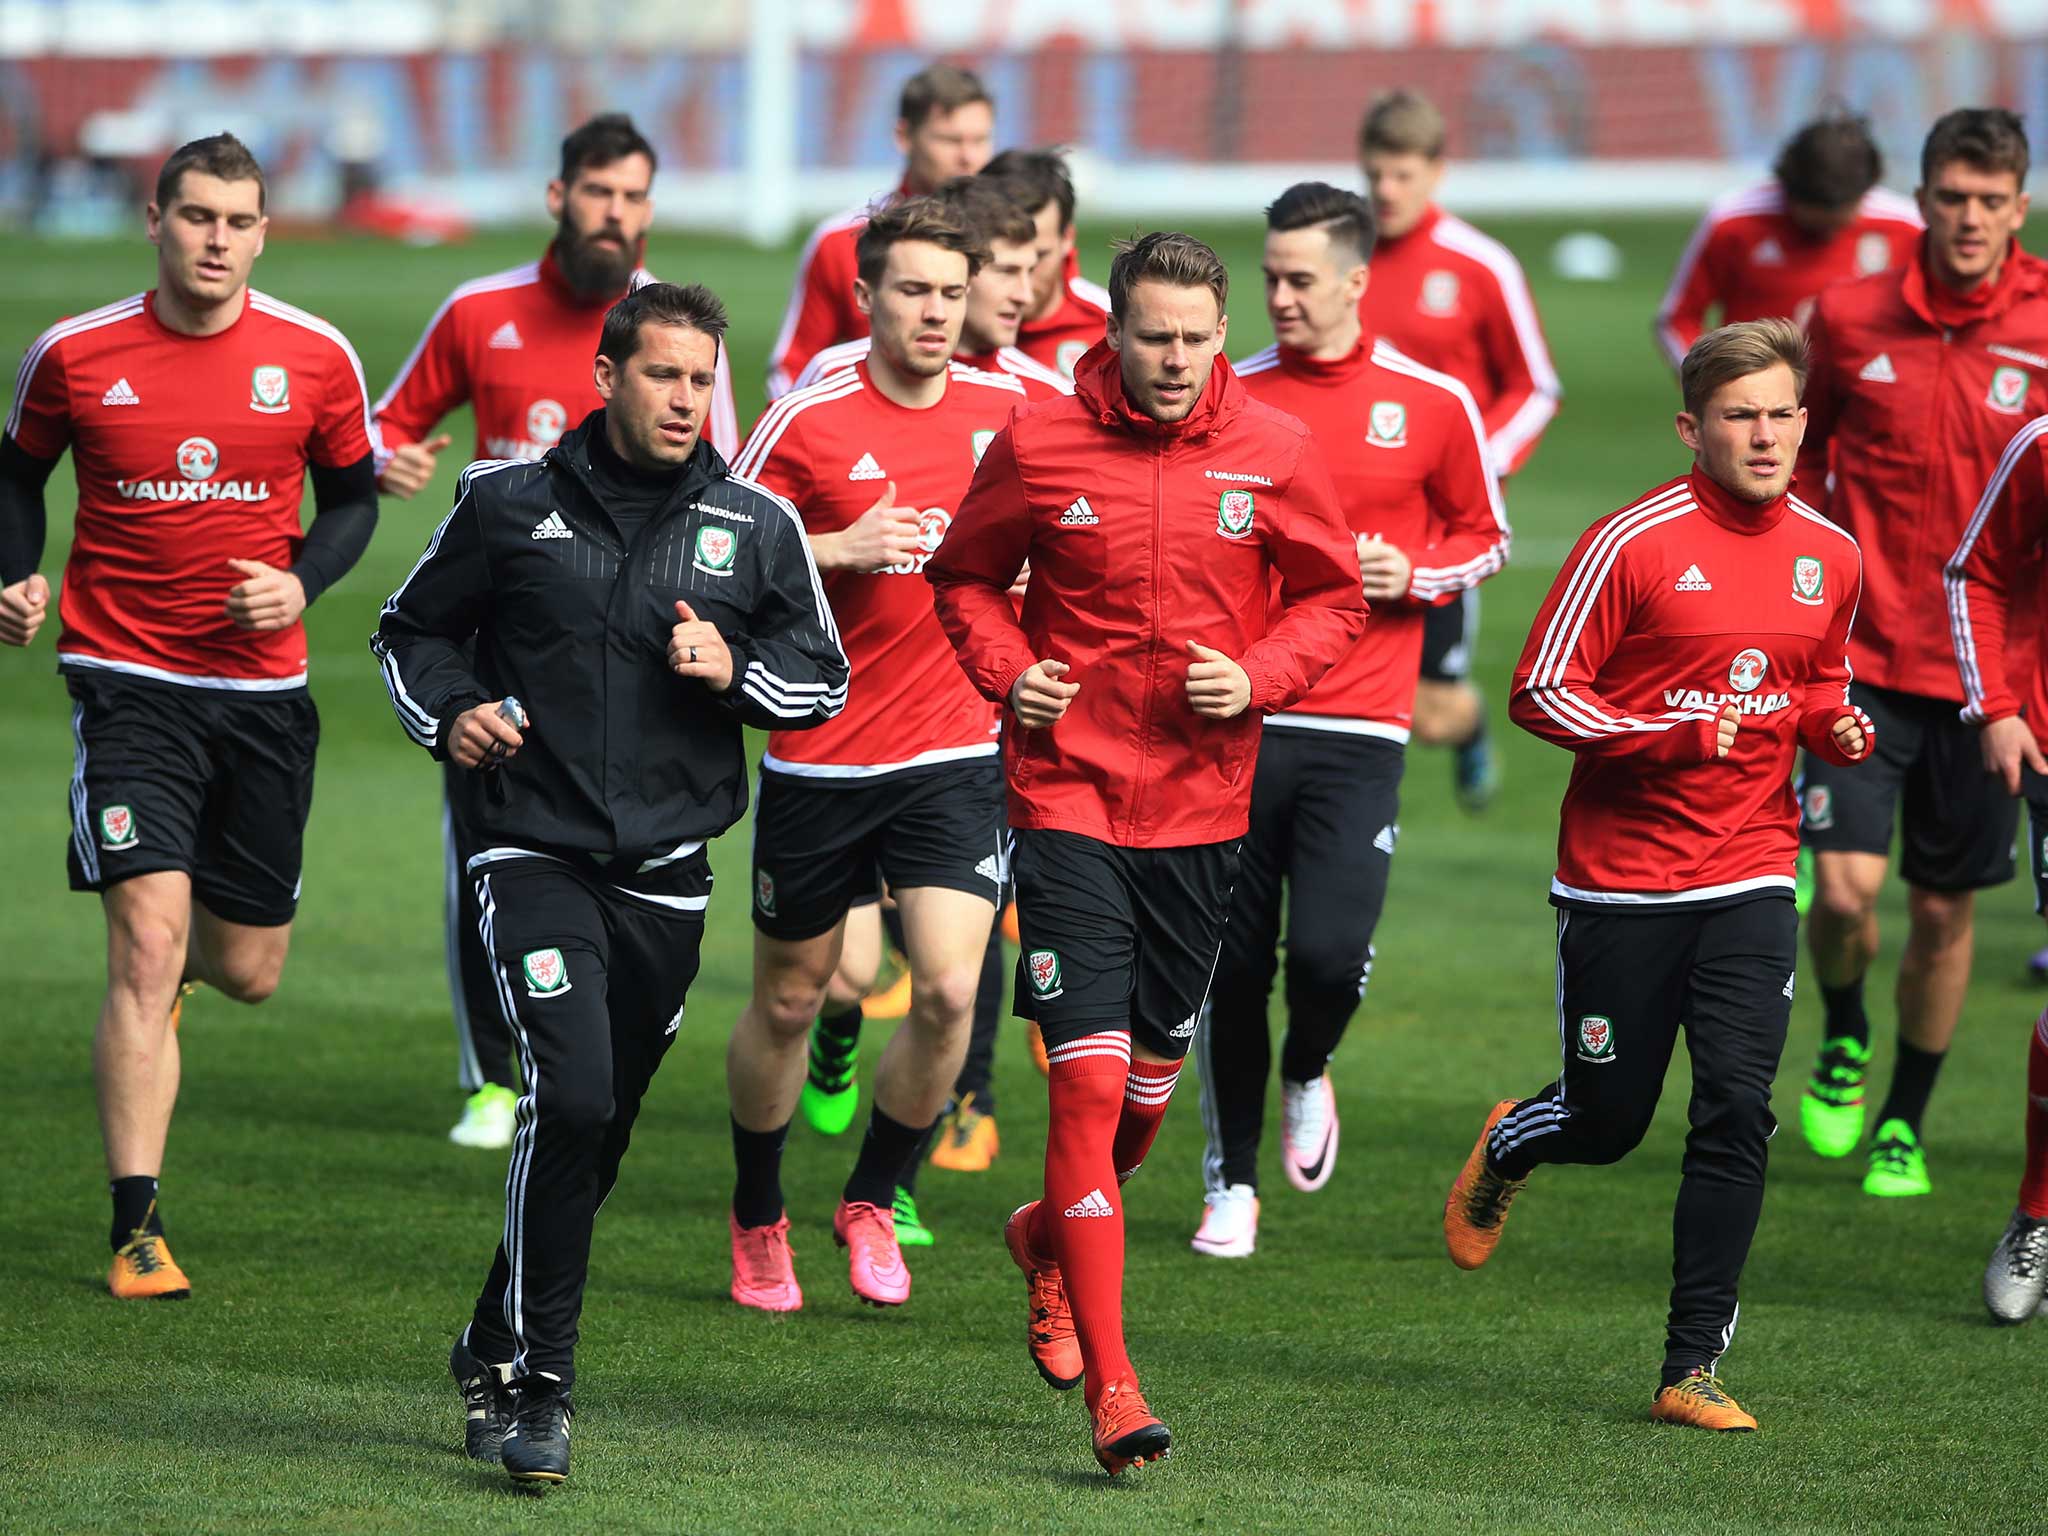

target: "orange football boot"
[1001,901,1021,946]
[929,1094,999,1172]
[1444,1099,1527,1270]
[108,1218,191,1301]
[1091,1377,1171,1474]
[1651,1369,1759,1432]
[1004,1202,1081,1389]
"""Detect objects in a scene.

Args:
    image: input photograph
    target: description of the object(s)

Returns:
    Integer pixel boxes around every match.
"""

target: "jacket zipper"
[1127,438,1167,842]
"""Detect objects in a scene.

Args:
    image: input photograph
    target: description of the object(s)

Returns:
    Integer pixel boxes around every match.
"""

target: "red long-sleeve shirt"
[1236,335,1507,740]
[1015,250,1111,382]
[1793,244,2048,700]
[764,181,910,401]
[1360,205,1561,476]
[1949,414,2048,737]
[1512,470,1867,907]
[926,342,1368,848]
[1655,181,1922,369]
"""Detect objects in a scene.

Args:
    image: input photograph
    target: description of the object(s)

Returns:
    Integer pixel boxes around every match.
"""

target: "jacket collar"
[1687,466,1787,534]
[1070,339,1245,442]
[548,409,727,536]
[1900,237,2048,330]
[1275,330,1374,380]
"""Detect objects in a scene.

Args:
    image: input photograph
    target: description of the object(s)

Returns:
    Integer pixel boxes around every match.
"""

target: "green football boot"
[893,1186,934,1247]
[1799,1035,1870,1158]
[1794,846,1815,916]
[798,1016,861,1136]
[1864,1118,1932,1198]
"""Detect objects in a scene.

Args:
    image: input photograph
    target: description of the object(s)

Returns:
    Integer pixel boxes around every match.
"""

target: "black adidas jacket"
[372,413,847,866]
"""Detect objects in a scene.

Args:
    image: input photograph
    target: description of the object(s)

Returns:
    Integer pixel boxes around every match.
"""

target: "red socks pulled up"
[1114,1059,1181,1183]
[1034,1031,1133,1400]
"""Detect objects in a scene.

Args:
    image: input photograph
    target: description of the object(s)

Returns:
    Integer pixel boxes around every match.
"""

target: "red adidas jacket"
[927,342,1368,848]
[1794,243,2048,700]
[1512,470,1868,906]
[1948,414,2048,737]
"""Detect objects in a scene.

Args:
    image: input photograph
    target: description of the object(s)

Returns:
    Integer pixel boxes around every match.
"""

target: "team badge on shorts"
[1576,1015,1615,1063]
[1217,490,1255,539]
[98,804,138,851]
[694,525,737,576]
[1988,365,2030,415]
[1803,783,1835,831]
[250,365,290,414]
[522,947,571,998]
[754,869,777,917]
[1366,401,1408,449]
[1027,948,1063,1000]
[1792,556,1825,606]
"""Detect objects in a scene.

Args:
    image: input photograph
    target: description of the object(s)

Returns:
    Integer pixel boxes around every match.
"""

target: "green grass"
[5,218,2041,1532]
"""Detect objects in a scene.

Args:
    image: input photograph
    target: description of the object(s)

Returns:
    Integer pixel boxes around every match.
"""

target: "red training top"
[1014,250,1111,383]
[765,180,909,401]
[1947,413,2048,739]
[1511,470,1867,907]
[1236,335,1508,740]
[926,341,1368,848]
[734,358,1028,777]
[6,288,374,690]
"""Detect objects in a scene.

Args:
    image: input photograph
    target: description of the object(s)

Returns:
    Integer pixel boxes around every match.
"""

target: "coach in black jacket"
[372,283,846,1487]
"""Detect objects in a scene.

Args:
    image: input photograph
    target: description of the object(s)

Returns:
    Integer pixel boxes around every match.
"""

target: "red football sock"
[1032,1030,1134,1403]
[1112,1059,1181,1184]
[2019,1009,2048,1219]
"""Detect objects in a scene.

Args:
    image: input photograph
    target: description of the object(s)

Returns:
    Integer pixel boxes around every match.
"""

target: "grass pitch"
[3,216,2041,1533]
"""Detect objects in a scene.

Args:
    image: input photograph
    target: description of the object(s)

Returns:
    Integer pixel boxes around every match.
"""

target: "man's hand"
[449,699,526,769]
[1982,713,2044,795]
[823,481,921,572]
[668,599,734,691]
[1714,702,1740,759]
[1356,534,1413,602]
[377,434,453,500]
[224,559,307,631]
[0,573,49,647]
[1010,658,1079,728]
[1185,640,1252,720]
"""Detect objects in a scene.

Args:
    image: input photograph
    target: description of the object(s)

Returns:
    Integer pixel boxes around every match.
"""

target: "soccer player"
[1655,110,1922,369]
[1195,183,1509,1257]
[1942,412,2048,1321]
[928,232,1366,1473]
[0,133,378,1299]
[373,113,742,1152]
[373,283,847,1484]
[1792,108,2048,1197]
[1358,90,1561,811]
[765,64,995,399]
[983,148,1111,380]
[723,198,1025,1312]
[1444,318,1870,1430]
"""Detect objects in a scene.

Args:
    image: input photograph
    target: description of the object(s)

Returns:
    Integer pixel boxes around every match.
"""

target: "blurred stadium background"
[6,2,2046,1530]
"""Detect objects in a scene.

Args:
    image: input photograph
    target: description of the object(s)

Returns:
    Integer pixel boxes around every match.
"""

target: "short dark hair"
[898,64,992,132]
[855,196,989,288]
[560,113,657,185]
[1265,181,1377,267]
[932,174,1037,249]
[983,147,1077,230]
[1922,107,2030,187]
[1107,231,1228,323]
[1774,111,1883,209]
[155,132,265,213]
[598,282,728,367]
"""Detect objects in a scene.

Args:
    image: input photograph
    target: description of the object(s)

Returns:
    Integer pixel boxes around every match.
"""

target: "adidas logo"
[1753,239,1784,266]
[1059,496,1099,526]
[1064,1188,1115,1219]
[1674,563,1712,592]
[1859,352,1896,384]
[1782,973,1796,1001]
[1373,824,1398,855]
[847,452,886,481]
[487,321,524,350]
[973,853,1002,884]
[530,511,574,541]
[101,377,139,406]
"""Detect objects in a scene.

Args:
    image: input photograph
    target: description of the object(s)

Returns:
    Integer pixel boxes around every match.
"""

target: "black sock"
[1875,1039,1946,1135]
[1819,978,1870,1051]
[812,1005,863,1066]
[1461,711,1489,749]
[897,1115,948,1199]
[844,1107,931,1209]
[731,1116,791,1229]
[109,1176,161,1251]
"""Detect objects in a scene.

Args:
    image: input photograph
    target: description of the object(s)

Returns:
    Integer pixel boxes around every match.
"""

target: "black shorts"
[750,758,1005,941]
[64,672,319,926]
[2023,765,2048,915]
[1009,826,1239,1062]
[1798,681,2016,892]
[1419,590,1477,683]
